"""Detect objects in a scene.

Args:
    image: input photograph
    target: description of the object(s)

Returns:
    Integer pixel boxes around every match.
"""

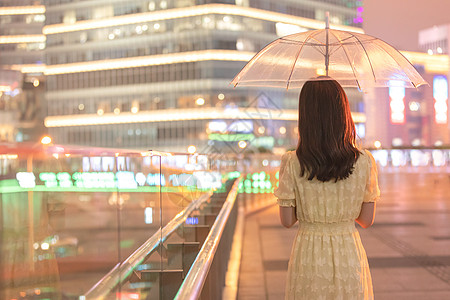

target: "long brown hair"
[296,78,360,182]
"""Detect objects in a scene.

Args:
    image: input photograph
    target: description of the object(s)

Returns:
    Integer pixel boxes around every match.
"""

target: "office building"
[40,1,365,152]
[364,50,449,148]
[0,1,46,143]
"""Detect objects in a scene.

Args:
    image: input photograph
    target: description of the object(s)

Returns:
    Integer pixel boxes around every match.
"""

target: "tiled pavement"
[237,172,450,300]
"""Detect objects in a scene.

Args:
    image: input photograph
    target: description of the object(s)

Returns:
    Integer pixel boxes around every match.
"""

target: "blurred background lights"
[238,140,247,149]
[196,97,205,105]
[114,108,120,114]
[374,140,381,149]
[279,126,286,134]
[33,79,39,87]
[409,101,420,111]
[78,103,85,111]
[411,138,422,146]
[187,145,196,154]
[257,126,265,134]
[218,93,225,100]
[40,242,49,250]
[97,108,104,116]
[41,136,52,145]
[392,137,403,147]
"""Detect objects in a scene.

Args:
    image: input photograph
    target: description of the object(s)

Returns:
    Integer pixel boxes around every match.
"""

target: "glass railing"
[370,148,450,172]
[0,142,222,300]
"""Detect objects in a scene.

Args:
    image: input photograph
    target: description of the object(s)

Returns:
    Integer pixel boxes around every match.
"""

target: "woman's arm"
[279,206,298,228]
[356,202,376,228]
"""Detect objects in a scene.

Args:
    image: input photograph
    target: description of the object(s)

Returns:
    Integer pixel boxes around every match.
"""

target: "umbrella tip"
[325,11,330,29]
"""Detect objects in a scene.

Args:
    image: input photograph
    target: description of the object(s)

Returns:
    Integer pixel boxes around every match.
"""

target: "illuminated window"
[389,81,405,124]
[433,76,448,124]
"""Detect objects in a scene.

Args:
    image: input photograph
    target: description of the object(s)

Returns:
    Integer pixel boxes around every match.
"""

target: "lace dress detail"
[274,150,380,300]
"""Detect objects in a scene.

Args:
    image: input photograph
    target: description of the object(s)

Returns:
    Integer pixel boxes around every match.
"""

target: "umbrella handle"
[325,11,329,75]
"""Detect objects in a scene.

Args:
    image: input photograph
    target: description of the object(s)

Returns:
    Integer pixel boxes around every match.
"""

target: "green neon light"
[0,183,210,194]
[208,133,255,141]
[259,171,266,181]
[252,172,259,181]
[244,179,251,188]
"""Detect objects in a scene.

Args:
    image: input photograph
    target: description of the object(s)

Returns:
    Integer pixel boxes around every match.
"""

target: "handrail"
[83,191,213,299]
[174,177,242,300]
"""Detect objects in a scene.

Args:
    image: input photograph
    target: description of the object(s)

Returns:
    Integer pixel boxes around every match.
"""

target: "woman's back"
[275,149,379,299]
[277,149,378,224]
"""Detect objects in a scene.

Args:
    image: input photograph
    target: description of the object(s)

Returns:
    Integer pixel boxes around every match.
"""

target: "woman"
[274,78,380,300]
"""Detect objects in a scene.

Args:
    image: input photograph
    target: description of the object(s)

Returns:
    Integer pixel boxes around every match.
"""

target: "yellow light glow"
[258,126,265,134]
[218,93,225,100]
[64,154,71,157]
[187,145,197,154]
[316,69,326,76]
[238,140,247,149]
[0,154,18,159]
[0,35,46,44]
[42,4,363,35]
[43,50,254,75]
[140,150,173,157]
[44,107,366,127]
[0,6,45,16]
[0,85,11,92]
[97,109,104,116]
[33,79,39,87]
[196,97,205,105]
[8,64,46,74]
[6,50,449,75]
[131,106,139,113]
[401,51,449,74]
[374,141,381,149]
[114,108,120,114]
[41,136,52,145]
[279,126,286,134]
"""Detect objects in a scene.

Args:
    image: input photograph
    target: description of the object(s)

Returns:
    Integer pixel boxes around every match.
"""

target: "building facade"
[0,1,46,143]
[364,51,450,148]
[41,0,365,153]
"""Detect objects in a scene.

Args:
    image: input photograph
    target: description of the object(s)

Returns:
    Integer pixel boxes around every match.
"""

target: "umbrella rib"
[345,32,377,82]
[329,30,362,90]
[231,35,287,87]
[374,40,424,87]
[286,30,322,90]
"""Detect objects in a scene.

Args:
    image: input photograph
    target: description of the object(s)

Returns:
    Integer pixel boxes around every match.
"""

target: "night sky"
[363,0,450,51]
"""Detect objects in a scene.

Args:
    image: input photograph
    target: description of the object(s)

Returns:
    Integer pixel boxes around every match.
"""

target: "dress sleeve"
[363,150,381,203]
[274,152,296,207]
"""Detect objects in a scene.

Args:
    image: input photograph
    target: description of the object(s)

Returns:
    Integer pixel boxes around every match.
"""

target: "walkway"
[238,172,450,300]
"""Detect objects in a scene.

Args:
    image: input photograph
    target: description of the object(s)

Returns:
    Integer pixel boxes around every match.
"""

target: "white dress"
[274,150,380,300]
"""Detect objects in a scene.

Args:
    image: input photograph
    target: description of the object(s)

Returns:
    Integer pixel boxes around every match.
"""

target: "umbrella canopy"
[231,28,427,91]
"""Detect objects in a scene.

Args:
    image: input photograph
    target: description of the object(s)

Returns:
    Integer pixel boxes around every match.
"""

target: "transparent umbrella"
[231,17,427,91]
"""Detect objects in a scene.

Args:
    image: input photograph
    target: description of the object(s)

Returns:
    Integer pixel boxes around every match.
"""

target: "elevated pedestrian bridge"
[0,143,449,299]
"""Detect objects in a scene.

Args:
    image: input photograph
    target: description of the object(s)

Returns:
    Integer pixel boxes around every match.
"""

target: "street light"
[187,145,196,154]
[238,140,247,149]
[40,136,52,145]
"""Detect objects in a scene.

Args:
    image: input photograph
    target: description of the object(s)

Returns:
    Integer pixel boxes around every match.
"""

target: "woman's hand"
[279,206,298,228]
